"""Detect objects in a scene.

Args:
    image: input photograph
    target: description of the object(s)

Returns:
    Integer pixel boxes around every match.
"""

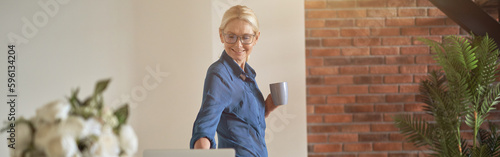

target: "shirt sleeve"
[190,70,232,149]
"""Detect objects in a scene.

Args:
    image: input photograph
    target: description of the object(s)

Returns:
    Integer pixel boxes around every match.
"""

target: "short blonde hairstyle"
[219,5,259,33]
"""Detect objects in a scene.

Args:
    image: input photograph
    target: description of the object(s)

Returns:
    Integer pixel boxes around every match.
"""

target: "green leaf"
[114,104,129,128]
[94,79,111,96]
[68,88,81,109]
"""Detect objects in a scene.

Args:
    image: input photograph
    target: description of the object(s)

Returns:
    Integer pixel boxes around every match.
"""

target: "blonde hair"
[219,5,259,33]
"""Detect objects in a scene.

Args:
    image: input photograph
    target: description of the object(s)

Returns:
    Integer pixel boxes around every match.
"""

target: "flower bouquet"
[3,79,138,157]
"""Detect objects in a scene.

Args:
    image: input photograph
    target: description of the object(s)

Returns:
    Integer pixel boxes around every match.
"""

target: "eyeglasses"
[222,33,255,45]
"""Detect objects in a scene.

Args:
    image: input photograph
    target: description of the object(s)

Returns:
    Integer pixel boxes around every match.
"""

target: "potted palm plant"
[394,34,500,156]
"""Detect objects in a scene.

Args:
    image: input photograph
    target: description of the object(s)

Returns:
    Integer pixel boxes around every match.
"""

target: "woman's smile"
[231,48,246,55]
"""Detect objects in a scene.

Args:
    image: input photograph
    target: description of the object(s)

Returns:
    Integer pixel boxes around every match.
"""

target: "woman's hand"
[194,137,210,149]
[265,94,279,118]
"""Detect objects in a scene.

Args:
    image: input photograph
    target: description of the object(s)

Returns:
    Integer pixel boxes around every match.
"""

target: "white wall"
[0,0,306,157]
[0,0,135,156]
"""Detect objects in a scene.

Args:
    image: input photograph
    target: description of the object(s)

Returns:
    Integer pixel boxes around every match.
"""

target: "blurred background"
[0,0,307,157]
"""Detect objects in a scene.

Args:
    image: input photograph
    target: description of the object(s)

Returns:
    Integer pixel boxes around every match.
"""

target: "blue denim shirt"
[190,51,267,157]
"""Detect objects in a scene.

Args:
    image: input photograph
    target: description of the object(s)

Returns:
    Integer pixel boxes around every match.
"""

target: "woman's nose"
[235,38,243,47]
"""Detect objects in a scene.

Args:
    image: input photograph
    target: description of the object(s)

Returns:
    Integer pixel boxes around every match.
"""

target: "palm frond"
[394,114,435,147]
[472,34,500,91]
[419,70,447,116]
[479,84,500,115]
[432,129,463,157]
[445,35,478,72]
[485,121,500,156]
[478,126,499,156]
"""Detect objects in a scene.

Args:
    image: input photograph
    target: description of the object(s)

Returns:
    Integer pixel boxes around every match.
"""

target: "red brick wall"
[305,0,463,156]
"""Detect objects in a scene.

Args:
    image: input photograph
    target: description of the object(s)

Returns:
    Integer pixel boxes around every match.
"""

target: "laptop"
[143,149,235,157]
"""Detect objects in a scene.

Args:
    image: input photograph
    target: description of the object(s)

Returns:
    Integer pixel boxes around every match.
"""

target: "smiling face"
[220,19,260,67]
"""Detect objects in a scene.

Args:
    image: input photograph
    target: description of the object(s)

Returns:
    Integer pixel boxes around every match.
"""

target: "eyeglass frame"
[221,32,256,45]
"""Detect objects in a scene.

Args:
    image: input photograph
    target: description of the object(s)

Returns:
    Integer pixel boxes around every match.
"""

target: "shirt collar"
[221,50,256,80]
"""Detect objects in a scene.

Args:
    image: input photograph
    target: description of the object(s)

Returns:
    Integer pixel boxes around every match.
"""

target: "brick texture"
[305,0,469,156]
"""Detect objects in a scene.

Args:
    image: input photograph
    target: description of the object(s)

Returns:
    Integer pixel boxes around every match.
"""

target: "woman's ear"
[254,31,261,45]
[219,30,224,43]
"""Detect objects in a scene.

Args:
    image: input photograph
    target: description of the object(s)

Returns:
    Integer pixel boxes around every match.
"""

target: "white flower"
[93,126,120,157]
[118,125,138,156]
[45,135,80,157]
[36,100,71,124]
[9,122,32,157]
[61,116,86,138]
[81,118,102,137]
[33,122,58,151]
[34,116,85,151]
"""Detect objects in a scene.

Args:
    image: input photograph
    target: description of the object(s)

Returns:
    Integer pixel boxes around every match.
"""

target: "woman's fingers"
[265,94,279,118]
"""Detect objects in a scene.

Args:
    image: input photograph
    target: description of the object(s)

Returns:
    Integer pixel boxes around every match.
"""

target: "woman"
[190,5,279,157]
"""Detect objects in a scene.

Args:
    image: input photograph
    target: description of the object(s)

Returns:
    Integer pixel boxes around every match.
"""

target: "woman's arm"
[264,94,279,118]
[190,70,232,149]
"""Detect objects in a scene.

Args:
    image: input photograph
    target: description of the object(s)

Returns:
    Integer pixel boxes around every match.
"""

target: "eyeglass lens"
[225,34,254,44]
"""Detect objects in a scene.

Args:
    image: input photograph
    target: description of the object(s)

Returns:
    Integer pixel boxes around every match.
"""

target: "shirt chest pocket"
[228,94,258,118]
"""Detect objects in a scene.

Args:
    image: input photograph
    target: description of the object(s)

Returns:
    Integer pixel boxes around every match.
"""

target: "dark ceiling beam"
[429,0,500,46]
